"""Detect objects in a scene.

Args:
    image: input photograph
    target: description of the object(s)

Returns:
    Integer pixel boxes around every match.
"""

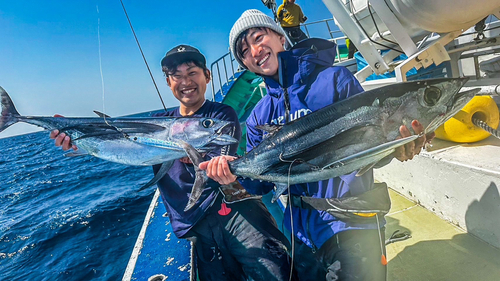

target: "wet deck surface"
[386,189,500,281]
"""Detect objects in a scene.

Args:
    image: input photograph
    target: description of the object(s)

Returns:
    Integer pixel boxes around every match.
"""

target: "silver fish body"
[230,78,475,187]
[1,86,237,190]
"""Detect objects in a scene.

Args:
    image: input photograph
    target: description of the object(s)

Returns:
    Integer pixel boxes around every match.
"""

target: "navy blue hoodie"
[239,38,379,250]
[153,100,241,238]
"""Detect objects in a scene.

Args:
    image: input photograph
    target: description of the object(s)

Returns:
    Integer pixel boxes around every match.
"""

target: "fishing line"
[96,5,110,126]
[96,5,127,139]
[119,0,167,111]
[286,159,300,281]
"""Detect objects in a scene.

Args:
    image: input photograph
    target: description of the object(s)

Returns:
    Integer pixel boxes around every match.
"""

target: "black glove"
[278,8,286,18]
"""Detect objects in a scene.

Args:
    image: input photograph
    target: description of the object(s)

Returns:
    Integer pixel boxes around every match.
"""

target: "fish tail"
[0,86,20,133]
[181,141,209,211]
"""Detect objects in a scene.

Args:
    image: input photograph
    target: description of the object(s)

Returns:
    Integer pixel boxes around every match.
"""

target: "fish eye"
[202,119,214,128]
[424,86,441,106]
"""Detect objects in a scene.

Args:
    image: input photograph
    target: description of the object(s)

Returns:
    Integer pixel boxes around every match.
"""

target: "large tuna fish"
[184,77,479,210]
[0,86,237,190]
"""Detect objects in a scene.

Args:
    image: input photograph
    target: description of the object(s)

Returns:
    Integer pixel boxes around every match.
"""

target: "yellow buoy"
[435,96,499,143]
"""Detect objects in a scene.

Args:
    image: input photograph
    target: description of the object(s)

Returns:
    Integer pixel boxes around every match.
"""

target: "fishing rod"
[119,0,168,112]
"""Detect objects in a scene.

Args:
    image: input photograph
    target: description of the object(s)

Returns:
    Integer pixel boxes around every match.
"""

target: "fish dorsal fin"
[93,110,111,118]
[61,122,166,140]
[322,135,418,170]
[280,120,376,161]
[372,98,380,107]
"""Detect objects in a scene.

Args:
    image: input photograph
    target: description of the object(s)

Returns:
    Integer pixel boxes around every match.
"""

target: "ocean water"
[0,131,156,280]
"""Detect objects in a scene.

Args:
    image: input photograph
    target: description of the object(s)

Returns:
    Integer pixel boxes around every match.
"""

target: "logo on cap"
[178,46,186,52]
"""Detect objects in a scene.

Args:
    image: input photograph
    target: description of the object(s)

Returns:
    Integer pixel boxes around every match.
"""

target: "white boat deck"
[378,131,500,280]
[377,134,500,248]
[386,188,500,280]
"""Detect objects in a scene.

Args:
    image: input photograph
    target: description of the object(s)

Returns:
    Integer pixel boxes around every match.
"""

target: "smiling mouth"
[257,53,270,66]
[181,88,196,95]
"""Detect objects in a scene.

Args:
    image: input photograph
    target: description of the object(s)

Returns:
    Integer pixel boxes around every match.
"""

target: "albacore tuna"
[0,86,237,190]
[184,77,479,209]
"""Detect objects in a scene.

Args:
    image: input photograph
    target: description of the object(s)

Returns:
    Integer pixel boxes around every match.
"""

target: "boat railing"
[301,18,349,62]
[210,51,243,101]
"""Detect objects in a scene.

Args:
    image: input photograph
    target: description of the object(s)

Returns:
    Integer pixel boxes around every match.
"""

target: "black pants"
[293,229,387,281]
[186,196,292,281]
[283,26,308,48]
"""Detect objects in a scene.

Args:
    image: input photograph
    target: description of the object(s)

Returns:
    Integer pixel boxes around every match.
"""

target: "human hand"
[303,16,308,22]
[394,120,435,162]
[199,155,238,185]
[49,114,78,151]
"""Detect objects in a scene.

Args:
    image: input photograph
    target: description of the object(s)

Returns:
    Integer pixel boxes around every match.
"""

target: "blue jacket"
[240,38,378,250]
[153,101,241,238]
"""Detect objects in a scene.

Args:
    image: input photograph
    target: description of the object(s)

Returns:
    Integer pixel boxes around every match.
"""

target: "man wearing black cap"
[154,45,292,281]
[50,44,292,280]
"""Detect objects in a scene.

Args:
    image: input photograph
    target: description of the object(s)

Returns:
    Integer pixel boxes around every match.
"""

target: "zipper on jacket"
[299,185,318,253]
[306,209,318,253]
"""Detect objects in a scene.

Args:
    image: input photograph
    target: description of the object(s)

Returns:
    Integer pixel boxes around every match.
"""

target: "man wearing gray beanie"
[202,8,431,281]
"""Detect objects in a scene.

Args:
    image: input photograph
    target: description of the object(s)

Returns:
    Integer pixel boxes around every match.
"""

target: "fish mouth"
[452,88,479,107]
[213,122,238,145]
[425,88,479,134]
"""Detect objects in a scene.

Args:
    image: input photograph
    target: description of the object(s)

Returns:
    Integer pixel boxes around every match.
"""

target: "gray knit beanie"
[229,9,286,68]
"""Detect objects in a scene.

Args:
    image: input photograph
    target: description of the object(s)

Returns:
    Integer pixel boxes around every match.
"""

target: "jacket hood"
[263,38,337,97]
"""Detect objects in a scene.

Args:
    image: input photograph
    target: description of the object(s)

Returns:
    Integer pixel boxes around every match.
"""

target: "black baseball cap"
[160,45,206,67]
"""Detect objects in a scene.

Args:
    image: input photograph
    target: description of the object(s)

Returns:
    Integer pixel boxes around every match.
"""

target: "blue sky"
[0,0,338,137]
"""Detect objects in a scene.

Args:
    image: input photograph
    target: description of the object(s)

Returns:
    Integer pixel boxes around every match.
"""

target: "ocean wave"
[0,132,155,280]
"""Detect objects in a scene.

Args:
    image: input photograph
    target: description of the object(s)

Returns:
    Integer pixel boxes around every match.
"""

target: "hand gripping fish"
[0,86,237,191]
[183,77,479,210]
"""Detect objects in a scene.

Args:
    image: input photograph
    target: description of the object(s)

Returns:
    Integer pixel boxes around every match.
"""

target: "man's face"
[240,28,285,79]
[166,62,210,109]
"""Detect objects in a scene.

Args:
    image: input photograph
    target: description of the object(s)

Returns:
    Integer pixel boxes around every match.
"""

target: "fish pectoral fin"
[182,141,209,212]
[93,110,111,118]
[280,122,378,161]
[356,162,378,177]
[323,135,419,170]
[181,141,205,167]
[63,150,89,157]
[271,183,289,203]
[137,161,174,192]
